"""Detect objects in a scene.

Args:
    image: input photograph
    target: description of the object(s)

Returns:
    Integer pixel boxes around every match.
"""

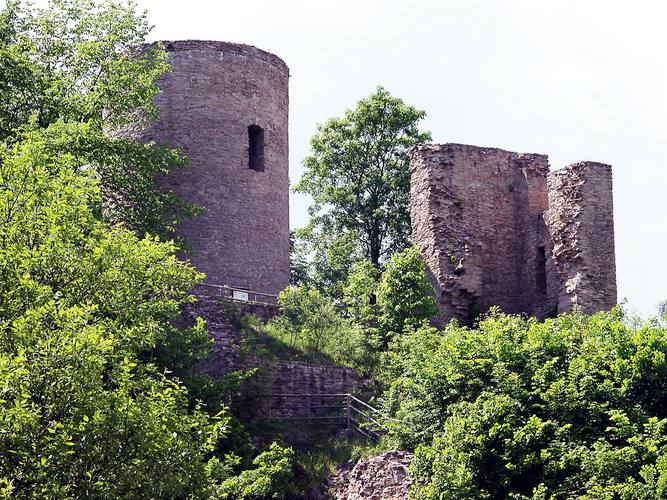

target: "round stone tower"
[142,40,290,297]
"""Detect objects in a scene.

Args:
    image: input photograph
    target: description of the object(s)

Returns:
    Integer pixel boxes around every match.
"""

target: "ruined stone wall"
[545,162,617,313]
[410,143,616,324]
[178,295,363,419]
[244,360,364,420]
[139,40,290,297]
[409,144,555,323]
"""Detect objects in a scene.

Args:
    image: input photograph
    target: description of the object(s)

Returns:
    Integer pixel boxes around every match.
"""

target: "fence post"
[307,394,311,426]
[346,394,351,430]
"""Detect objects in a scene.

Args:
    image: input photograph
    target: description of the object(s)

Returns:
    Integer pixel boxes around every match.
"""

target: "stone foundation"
[179,294,363,419]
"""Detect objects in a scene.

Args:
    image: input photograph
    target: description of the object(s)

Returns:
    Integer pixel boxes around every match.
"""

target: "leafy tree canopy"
[0,0,198,241]
[383,309,667,499]
[376,246,437,345]
[294,87,431,290]
[0,1,294,496]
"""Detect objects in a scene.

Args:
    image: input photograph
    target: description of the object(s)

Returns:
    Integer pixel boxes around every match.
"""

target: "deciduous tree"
[0,0,198,241]
[295,87,430,279]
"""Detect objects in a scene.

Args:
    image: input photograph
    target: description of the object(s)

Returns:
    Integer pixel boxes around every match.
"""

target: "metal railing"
[258,393,401,441]
[195,282,279,305]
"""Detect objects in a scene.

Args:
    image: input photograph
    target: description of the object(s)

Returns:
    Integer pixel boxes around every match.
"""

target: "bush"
[383,309,667,498]
[0,108,292,499]
[275,286,343,353]
[260,286,381,373]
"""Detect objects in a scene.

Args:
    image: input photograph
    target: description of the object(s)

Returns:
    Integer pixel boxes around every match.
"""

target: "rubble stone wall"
[330,451,414,500]
[138,40,290,297]
[545,162,617,314]
[410,143,616,324]
[178,295,363,419]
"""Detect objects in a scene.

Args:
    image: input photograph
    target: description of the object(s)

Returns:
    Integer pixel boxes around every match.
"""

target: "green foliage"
[289,229,311,287]
[0,130,204,496]
[0,2,294,494]
[217,443,295,499]
[0,115,292,500]
[382,309,667,498]
[294,86,431,288]
[293,228,362,299]
[343,259,381,327]
[264,249,436,374]
[376,247,437,345]
[256,287,376,373]
[273,286,346,354]
[0,0,198,241]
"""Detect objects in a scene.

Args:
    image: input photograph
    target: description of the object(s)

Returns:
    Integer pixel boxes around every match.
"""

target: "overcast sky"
[18,0,667,316]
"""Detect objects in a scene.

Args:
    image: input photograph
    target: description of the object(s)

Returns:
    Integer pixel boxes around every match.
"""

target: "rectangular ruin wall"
[545,162,617,314]
[410,143,616,324]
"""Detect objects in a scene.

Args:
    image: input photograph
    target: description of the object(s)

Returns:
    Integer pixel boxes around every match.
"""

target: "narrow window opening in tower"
[536,246,547,295]
[248,125,265,172]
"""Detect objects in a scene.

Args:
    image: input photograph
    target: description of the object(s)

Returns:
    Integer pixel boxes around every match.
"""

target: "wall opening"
[248,125,265,172]
[536,246,547,295]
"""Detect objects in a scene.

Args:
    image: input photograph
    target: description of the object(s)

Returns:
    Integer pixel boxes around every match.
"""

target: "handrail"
[194,282,279,304]
[257,392,405,440]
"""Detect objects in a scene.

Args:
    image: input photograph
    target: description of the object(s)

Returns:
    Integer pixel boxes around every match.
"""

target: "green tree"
[274,286,344,353]
[343,259,381,327]
[383,309,667,499]
[0,128,293,497]
[0,0,198,241]
[0,1,294,496]
[294,87,431,276]
[376,247,437,345]
[289,229,311,287]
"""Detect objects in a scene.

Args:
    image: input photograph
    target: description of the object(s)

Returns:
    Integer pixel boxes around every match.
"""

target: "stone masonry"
[137,40,290,297]
[410,143,616,324]
[329,451,414,500]
[545,162,617,314]
[177,295,363,419]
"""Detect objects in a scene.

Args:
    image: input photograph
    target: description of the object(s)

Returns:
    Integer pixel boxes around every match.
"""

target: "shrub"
[376,247,437,345]
[383,309,667,498]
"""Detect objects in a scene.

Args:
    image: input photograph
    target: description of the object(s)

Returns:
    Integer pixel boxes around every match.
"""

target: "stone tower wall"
[545,162,617,313]
[410,143,615,324]
[409,144,555,323]
[139,40,290,296]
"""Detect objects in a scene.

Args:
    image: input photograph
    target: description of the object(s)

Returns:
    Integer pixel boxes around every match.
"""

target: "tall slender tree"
[295,87,430,280]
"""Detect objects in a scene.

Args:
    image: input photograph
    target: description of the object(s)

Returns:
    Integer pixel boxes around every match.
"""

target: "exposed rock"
[329,451,414,500]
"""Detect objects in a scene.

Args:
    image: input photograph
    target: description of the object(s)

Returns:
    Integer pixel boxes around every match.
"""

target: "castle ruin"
[126,40,619,416]
[410,143,617,324]
[136,40,290,298]
[136,39,617,325]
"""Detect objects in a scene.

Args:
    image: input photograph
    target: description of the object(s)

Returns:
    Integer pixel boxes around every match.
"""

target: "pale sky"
[15,0,667,316]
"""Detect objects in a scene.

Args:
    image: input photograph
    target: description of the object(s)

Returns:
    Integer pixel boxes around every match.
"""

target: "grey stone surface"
[330,451,414,500]
[545,162,617,314]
